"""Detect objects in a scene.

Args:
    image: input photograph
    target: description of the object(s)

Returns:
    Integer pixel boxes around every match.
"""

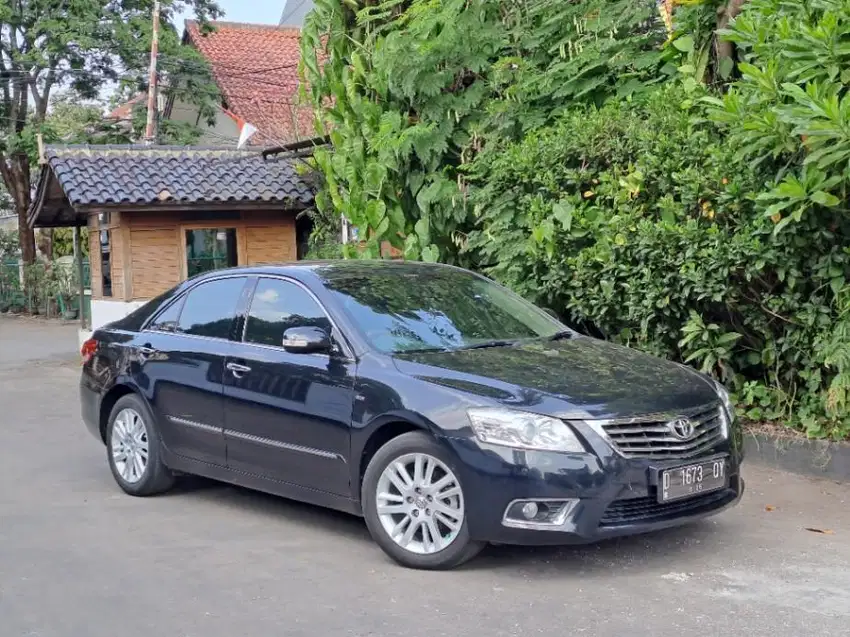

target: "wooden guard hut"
[28,145,315,340]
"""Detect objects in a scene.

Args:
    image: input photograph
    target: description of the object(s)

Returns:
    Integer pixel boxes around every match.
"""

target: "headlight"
[467,408,586,453]
[713,380,735,437]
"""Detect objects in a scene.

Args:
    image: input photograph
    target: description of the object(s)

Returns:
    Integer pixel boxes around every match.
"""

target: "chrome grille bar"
[585,402,727,460]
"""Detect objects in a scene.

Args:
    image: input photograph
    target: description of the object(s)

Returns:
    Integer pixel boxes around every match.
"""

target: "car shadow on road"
[170,475,731,574]
[171,475,372,541]
[463,520,728,577]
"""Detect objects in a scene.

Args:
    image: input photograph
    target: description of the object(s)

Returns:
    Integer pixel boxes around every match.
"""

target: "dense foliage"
[304,0,850,439]
[300,0,679,261]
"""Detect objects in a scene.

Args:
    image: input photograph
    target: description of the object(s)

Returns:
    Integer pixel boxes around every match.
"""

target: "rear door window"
[177,277,248,340]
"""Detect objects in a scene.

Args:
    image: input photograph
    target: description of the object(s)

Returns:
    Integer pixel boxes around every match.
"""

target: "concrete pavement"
[1,317,848,637]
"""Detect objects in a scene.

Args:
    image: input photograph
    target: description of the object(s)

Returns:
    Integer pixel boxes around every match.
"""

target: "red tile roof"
[184,20,314,146]
[107,93,146,121]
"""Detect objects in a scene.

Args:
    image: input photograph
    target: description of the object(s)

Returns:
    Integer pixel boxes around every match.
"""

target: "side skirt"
[161,446,363,517]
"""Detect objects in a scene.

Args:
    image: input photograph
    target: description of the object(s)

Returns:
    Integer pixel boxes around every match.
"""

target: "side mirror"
[282,326,331,354]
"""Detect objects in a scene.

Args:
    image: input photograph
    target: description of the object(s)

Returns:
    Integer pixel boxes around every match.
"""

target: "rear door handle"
[226,362,252,377]
[137,345,158,359]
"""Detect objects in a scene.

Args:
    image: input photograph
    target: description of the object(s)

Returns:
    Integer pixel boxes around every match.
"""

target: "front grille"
[593,402,726,460]
[599,489,732,527]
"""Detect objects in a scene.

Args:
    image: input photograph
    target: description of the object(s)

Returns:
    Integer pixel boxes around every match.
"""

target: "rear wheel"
[106,394,174,496]
[362,431,484,569]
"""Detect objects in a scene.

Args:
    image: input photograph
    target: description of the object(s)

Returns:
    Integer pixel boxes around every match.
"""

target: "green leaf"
[552,201,573,231]
[811,191,841,207]
[673,36,695,53]
[374,215,390,237]
[716,332,743,345]
[718,56,735,80]
[365,200,387,228]
[421,245,440,263]
[414,217,430,244]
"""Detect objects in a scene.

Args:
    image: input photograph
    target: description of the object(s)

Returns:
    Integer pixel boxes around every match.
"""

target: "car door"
[222,276,356,496]
[136,275,251,466]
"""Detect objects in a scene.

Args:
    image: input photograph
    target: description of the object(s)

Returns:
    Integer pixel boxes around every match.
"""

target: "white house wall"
[168,99,242,147]
[90,299,147,331]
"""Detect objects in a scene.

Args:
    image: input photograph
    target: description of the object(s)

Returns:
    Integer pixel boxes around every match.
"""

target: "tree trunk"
[38,228,53,261]
[7,153,35,264]
[715,0,749,64]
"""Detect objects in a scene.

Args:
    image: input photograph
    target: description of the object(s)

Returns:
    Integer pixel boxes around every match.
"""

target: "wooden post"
[73,226,86,329]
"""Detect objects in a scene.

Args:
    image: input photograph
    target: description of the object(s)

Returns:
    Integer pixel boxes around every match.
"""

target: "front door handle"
[226,362,252,378]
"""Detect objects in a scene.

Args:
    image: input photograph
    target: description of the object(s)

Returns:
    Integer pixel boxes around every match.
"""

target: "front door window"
[185,228,238,278]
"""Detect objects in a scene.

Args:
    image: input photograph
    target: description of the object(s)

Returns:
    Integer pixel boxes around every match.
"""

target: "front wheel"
[362,431,484,569]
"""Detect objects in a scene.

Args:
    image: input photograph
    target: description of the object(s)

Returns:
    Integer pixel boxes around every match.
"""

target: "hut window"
[99,229,112,297]
[185,228,238,278]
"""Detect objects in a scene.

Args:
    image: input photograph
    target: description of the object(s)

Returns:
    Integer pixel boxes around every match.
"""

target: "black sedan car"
[80,261,744,569]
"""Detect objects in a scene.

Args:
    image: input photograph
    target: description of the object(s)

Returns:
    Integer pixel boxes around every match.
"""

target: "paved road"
[1,317,849,637]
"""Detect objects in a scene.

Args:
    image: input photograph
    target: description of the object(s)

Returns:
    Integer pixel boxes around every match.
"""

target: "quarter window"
[178,277,247,339]
[244,279,331,347]
[149,299,183,333]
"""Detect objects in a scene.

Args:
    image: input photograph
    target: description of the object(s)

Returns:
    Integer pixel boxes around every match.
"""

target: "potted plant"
[58,290,78,320]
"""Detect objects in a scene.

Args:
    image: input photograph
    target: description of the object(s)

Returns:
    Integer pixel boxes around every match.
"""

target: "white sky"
[176,0,283,29]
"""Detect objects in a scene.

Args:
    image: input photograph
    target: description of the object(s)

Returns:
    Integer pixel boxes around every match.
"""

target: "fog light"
[502,499,579,530]
[521,502,539,519]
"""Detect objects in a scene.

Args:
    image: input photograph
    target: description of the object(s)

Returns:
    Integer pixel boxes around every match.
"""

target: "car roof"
[191,259,468,285]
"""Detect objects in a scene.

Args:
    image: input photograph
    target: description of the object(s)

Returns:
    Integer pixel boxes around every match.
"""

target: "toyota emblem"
[667,417,695,440]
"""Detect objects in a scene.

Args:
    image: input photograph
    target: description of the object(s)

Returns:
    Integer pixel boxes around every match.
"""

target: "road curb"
[744,432,850,483]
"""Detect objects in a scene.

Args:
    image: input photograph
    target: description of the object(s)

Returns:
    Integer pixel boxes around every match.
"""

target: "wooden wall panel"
[129,227,181,299]
[119,209,299,300]
[245,217,297,265]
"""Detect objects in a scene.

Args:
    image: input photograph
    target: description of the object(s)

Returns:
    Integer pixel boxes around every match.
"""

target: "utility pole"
[144,0,161,145]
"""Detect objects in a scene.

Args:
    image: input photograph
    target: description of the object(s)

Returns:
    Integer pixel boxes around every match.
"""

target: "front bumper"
[446,437,744,546]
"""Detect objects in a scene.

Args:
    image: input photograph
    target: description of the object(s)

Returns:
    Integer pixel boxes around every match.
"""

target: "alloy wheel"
[110,408,149,484]
[375,452,465,555]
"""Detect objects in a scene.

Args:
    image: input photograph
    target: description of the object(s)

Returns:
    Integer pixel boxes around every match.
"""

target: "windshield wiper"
[397,346,452,354]
[454,339,517,351]
[546,331,575,341]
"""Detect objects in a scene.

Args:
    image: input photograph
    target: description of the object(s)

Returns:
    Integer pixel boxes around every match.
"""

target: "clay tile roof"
[107,93,146,121]
[28,145,315,228]
[184,20,313,146]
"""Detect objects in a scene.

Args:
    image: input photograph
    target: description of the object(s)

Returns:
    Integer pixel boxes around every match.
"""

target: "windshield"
[320,265,564,354]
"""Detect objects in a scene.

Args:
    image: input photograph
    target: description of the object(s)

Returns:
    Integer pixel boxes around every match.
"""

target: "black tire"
[362,431,485,570]
[105,394,175,497]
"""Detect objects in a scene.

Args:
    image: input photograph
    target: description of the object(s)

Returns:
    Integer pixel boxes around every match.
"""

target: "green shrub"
[469,80,850,439]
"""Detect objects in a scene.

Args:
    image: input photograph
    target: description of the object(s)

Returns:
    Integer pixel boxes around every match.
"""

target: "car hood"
[392,335,718,420]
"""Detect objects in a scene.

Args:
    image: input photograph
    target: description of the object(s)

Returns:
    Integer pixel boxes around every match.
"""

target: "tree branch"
[30,61,56,120]
[0,150,13,194]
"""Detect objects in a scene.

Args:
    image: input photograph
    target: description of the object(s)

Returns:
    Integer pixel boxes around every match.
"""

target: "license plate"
[659,457,728,503]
